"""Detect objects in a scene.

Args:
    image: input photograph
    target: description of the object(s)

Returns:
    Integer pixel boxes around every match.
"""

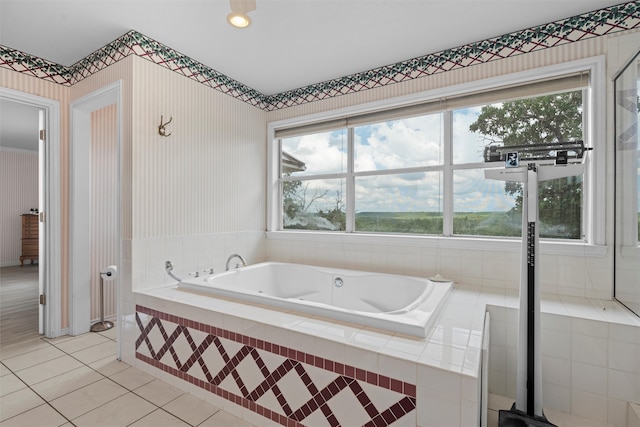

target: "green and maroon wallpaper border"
[1,1,639,110]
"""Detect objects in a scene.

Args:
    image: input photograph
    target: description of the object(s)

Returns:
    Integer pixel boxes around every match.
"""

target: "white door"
[38,108,45,335]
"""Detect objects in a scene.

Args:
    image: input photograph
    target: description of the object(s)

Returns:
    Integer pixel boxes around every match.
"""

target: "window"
[270,60,602,245]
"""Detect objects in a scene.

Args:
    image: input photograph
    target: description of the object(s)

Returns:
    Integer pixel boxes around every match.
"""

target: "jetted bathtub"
[178,262,452,337]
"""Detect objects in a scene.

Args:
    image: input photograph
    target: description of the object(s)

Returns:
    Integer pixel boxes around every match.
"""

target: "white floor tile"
[2,345,66,371]
[129,408,190,427]
[30,365,103,401]
[49,378,128,420]
[52,332,111,354]
[109,366,155,390]
[134,379,184,406]
[0,403,68,427]
[162,393,221,426]
[70,341,117,364]
[87,355,129,377]
[0,387,45,422]
[72,392,156,426]
[0,363,11,377]
[0,372,26,397]
[13,355,84,385]
[0,338,50,361]
[200,410,256,427]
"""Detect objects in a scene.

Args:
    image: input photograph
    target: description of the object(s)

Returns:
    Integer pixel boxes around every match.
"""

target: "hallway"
[0,265,40,347]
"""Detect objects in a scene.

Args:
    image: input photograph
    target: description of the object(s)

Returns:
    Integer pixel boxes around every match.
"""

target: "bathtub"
[178,262,452,337]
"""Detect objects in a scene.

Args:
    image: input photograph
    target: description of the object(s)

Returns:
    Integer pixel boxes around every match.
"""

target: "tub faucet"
[225,254,247,271]
[165,260,183,282]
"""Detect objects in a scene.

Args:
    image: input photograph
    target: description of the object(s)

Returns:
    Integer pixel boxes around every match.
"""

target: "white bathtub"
[178,262,452,337]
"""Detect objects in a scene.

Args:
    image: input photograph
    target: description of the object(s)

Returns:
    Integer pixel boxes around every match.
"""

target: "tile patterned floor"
[0,326,255,426]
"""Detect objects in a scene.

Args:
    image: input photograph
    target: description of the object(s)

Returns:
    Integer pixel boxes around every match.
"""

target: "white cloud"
[283,131,347,175]
[282,111,517,214]
[355,115,443,171]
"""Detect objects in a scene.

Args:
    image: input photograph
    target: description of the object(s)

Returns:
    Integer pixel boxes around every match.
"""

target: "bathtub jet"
[178,262,453,338]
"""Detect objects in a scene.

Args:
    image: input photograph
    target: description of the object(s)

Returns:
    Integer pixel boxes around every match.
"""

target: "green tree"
[469,91,583,238]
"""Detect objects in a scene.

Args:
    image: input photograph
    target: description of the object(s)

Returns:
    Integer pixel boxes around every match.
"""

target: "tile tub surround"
[135,305,417,427]
[487,298,640,427]
[131,284,486,427]
[130,283,639,427]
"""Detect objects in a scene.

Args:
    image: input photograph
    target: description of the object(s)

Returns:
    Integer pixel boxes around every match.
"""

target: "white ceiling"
[0,0,627,95]
[0,0,627,151]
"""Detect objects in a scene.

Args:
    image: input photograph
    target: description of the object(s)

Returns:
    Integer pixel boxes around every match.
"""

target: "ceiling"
[0,0,627,151]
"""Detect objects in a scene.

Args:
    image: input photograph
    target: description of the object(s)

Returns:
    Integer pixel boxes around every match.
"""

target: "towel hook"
[158,115,172,137]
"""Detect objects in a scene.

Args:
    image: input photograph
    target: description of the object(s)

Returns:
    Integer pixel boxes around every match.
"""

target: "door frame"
[69,82,121,348]
[0,87,62,339]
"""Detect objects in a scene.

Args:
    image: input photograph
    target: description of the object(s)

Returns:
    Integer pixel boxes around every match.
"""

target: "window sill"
[621,245,640,259]
[265,231,608,257]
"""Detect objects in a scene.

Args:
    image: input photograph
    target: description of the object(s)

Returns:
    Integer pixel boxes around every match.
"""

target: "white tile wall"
[487,303,640,426]
[130,230,266,291]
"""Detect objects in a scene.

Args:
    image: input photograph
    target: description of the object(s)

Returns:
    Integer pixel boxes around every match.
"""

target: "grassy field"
[355,211,522,237]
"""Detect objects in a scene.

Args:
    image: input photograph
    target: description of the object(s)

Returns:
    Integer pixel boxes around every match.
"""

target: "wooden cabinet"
[20,214,39,266]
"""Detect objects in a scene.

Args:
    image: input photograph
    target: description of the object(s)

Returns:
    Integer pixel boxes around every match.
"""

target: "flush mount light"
[227,12,251,28]
[227,0,256,28]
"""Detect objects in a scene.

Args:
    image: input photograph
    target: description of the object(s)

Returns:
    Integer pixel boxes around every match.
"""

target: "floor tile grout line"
[41,332,200,426]
[1,333,122,426]
[0,352,76,426]
[3,332,246,427]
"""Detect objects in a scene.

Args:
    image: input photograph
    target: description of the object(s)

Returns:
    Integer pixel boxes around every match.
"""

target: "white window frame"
[267,57,606,257]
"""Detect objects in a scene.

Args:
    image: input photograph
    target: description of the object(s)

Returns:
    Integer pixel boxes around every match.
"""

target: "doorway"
[69,82,121,358]
[0,88,62,342]
[0,99,40,345]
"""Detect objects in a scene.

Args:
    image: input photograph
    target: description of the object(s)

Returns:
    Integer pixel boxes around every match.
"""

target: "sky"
[281,108,520,213]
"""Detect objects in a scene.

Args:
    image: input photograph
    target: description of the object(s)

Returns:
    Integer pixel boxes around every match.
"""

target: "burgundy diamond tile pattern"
[135,306,416,427]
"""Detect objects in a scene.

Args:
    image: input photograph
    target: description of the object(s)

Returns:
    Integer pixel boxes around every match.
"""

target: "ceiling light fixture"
[227,12,251,28]
[227,0,256,29]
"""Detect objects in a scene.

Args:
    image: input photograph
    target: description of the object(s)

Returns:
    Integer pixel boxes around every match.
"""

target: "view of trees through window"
[280,89,585,239]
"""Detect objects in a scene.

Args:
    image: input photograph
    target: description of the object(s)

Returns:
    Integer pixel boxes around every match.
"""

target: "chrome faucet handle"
[203,268,214,275]
[188,271,200,278]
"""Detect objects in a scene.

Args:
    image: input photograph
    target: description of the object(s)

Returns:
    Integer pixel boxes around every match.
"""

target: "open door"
[38,108,45,335]
[1,87,61,339]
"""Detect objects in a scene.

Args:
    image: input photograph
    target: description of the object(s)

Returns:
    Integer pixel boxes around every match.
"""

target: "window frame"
[267,57,606,257]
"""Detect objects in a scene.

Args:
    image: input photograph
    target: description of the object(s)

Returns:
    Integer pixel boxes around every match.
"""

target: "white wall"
[0,149,38,267]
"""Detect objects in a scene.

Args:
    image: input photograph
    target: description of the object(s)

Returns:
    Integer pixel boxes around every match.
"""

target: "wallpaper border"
[1,1,639,110]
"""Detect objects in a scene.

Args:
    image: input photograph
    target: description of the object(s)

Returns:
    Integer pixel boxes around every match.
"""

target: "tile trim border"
[2,2,638,110]
[135,305,417,426]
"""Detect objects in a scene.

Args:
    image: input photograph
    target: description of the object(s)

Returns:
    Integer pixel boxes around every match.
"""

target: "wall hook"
[158,115,172,137]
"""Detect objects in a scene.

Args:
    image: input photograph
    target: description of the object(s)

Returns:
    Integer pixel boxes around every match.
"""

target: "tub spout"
[165,260,183,282]
[225,254,247,271]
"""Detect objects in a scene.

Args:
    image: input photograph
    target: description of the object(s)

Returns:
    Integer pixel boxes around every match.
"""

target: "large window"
[273,66,598,242]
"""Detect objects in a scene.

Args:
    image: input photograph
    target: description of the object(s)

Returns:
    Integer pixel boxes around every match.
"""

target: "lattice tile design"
[267,1,640,109]
[135,305,416,427]
[1,2,639,110]
[0,45,72,85]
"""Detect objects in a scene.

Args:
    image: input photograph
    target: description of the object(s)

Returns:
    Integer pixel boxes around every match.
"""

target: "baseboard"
[0,261,22,267]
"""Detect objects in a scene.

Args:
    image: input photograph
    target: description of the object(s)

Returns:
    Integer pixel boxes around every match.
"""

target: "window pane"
[355,172,442,234]
[282,178,345,231]
[454,170,583,238]
[354,114,443,172]
[457,91,584,165]
[453,106,487,164]
[453,169,522,237]
[538,176,582,239]
[281,129,347,176]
